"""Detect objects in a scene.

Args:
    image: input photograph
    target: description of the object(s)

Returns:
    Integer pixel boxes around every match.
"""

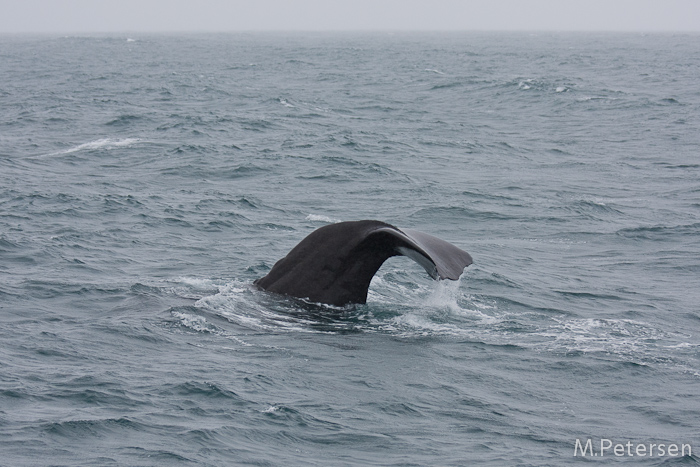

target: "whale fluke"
[254,220,472,306]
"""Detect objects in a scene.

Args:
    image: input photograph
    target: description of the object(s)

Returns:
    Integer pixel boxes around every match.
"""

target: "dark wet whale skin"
[254,220,472,306]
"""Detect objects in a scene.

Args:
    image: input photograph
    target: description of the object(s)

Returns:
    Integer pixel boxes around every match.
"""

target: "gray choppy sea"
[1,32,700,466]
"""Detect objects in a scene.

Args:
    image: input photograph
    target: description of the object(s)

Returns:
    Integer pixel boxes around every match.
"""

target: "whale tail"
[255,220,472,306]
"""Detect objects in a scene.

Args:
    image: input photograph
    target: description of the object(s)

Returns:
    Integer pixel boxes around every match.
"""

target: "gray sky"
[1,0,699,33]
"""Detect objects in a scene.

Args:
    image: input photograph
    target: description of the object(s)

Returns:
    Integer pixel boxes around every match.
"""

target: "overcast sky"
[1,0,699,34]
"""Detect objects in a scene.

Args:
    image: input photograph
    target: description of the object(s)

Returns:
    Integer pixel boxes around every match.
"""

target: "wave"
[616,223,700,240]
[42,138,141,157]
[576,96,619,102]
[278,97,295,108]
[518,80,532,90]
[105,115,145,126]
[410,205,516,222]
[430,81,463,91]
[563,199,625,218]
[161,381,243,400]
[170,269,698,374]
[305,214,341,223]
[42,417,145,437]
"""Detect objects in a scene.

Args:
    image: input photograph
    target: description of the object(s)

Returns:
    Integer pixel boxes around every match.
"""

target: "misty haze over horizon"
[1,0,699,34]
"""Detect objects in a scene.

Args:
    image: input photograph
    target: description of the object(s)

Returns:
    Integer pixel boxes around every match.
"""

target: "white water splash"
[305,214,341,223]
[423,279,463,313]
[195,281,320,333]
[44,138,141,156]
[172,311,213,333]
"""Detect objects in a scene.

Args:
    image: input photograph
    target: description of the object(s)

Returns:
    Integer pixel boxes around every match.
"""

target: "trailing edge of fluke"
[254,220,472,306]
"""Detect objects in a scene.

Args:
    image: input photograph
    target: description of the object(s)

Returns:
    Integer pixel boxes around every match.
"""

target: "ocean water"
[1,32,699,466]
